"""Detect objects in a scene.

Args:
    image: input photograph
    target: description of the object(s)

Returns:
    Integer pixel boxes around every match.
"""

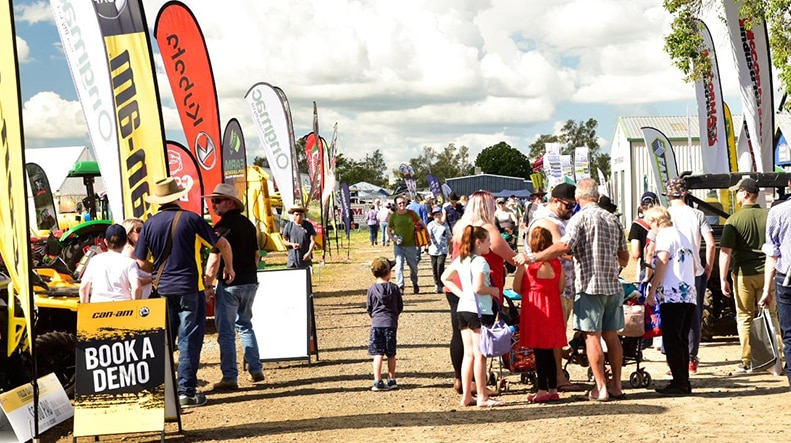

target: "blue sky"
[11,0,767,175]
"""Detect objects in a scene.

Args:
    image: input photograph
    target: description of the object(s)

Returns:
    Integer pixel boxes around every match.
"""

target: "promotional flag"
[275,86,304,207]
[245,82,300,210]
[222,118,247,210]
[573,147,590,180]
[166,141,203,215]
[723,102,739,172]
[723,0,775,172]
[736,118,758,172]
[303,132,321,203]
[313,102,323,196]
[641,126,679,206]
[543,143,563,188]
[321,123,338,211]
[0,0,35,358]
[25,163,59,231]
[340,183,352,238]
[427,174,442,200]
[695,19,729,174]
[92,0,168,220]
[560,154,573,180]
[399,164,417,198]
[51,0,123,221]
[154,1,222,222]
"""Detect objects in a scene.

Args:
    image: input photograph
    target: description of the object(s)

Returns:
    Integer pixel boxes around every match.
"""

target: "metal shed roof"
[618,116,701,141]
[446,173,534,197]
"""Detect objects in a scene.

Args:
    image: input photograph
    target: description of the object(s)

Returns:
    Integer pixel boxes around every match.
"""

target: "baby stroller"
[488,290,538,391]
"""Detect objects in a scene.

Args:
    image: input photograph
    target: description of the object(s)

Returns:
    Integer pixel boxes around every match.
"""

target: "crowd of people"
[76,173,791,411]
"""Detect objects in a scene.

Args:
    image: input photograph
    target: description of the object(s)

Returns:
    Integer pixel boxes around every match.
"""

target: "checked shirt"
[561,203,627,295]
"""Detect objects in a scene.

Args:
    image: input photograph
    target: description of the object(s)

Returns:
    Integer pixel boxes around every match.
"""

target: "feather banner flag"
[245,82,301,211]
[51,0,123,221]
[0,0,35,358]
[723,0,775,172]
[573,147,590,180]
[427,174,442,200]
[723,102,739,172]
[275,86,304,208]
[736,118,758,172]
[340,182,352,238]
[26,163,59,232]
[155,1,223,222]
[641,126,679,206]
[166,141,203,215]
[222,118,247,210]
[694,19,729,174]
[91,0,168,220]
[321,123,338,210]
[303,132,322,204]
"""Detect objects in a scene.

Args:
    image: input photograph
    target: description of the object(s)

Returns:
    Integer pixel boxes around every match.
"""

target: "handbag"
[469,265,512,358]
[750,307,778,372]
[408,210,430,247]
[638,283,662,338]
[619,304,646,337]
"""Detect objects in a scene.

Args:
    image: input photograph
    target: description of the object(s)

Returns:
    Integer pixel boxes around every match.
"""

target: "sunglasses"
[132,226,142,233]
[211,198,228,204]
[562,201,575,210]
[396,201,407,206]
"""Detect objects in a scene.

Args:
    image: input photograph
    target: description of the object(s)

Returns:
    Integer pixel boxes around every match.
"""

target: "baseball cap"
[105,223,127,243]
[729,177,759,194]
[640,191,658,205]
[665,177,687,197]
[431,206,442,214]
[551,183,576,201]
[496,197,506,204]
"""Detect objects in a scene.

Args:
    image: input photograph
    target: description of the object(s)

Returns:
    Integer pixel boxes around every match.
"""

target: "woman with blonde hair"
[122,218,153,299]
[445,190,517,393]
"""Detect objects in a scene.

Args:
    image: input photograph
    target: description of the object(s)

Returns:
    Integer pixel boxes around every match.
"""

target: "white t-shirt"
[653,227,697,304]
[82,250,141,302]
[455,255,494,315]
[668,204,710,277]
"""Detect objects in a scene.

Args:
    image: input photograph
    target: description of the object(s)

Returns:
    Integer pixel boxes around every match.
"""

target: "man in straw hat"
[134,177,235,408]
[202,183,265,390]
[283,205,316,269]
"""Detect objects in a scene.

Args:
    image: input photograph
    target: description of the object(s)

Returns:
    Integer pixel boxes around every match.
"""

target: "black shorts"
[368,327,397,357]
[457,311,495,330]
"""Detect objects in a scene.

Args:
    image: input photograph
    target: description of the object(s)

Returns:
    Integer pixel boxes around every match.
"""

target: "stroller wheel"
[641,371,652,388]
[562,369,570,381]
[521,373,528,384]
[488,372,497,386]
[629,371,643,388]
[587,367,594,382]
[527,372,537,387]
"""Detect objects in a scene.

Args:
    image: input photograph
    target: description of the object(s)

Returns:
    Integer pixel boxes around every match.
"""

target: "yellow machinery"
[246,165,287,252]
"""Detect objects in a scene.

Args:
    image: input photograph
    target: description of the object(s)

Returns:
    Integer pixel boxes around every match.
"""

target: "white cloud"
[15,1,53,25]
[22,92,86,140]
[15,36,30,63]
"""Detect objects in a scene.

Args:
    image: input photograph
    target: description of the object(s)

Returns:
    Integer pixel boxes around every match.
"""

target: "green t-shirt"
[720,204,767,276]
[388,210,417,247]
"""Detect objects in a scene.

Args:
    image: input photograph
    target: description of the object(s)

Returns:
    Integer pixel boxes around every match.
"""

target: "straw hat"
[202,183,244,209]
[144,177,191,204]
[288,206,307,214]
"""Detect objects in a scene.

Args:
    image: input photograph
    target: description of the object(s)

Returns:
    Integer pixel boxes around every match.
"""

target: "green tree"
[393,144,474,187]
[335,150,389,188]
[474,141,533,178]
[663,0,791,110]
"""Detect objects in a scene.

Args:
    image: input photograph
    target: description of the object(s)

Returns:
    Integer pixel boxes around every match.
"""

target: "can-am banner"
[154,1,222,222]
[694,19,729,174]
[51,0,123,221]
[724,0,775,172]
[0,0,34,356]
[92,0,168,219]
[245,82,301,211]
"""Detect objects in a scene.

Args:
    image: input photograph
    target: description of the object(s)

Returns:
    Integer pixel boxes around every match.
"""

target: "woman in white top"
[645,206,697,396]
[122,218,153,298]
[79,224,142,303]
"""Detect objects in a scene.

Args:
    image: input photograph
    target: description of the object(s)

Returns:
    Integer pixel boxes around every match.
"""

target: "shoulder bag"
[151,211,183,298]
[469,262,512,358]
[408,210,429,247]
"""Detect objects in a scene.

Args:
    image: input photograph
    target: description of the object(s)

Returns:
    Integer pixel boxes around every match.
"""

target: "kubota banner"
[641,126,679,206]
[724,0,775,172]
[154,1,222,222]
[0,0,34,356]
[694,19,729,174]
[222,118,247,211]
[93,0,168,220]
[166,141,203,215]
[51,0,123,221]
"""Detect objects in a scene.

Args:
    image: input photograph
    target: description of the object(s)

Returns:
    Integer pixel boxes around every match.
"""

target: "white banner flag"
[694,19,729,174]
[574,147,590,180]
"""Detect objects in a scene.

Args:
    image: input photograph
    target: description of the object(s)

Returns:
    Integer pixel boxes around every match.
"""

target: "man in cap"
[283,206,316,269]
[203,183,265,390]
[521,188,546,250]
[719,177,776,373]
[524,182,582,391]
[443,192,464,232]
[79,223,142,303]
[135,177,235,408]
[665,177,715,374]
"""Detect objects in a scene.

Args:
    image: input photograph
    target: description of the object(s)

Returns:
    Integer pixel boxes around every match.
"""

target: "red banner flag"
[167,141,203,215]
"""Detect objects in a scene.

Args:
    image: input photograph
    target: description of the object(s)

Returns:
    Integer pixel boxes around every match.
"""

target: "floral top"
[653,226,697,304]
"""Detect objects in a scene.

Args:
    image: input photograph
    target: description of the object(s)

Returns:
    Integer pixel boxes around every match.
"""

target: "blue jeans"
[380,222,389,245]
[215,282,262,380]
[394,244,418,289]
[368,225,379,244]
[688,274,708,358]
[775,274,791,390]
[164,291,206,397]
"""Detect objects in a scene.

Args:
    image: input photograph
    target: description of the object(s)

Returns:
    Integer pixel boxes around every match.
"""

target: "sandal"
[477,399,505,408]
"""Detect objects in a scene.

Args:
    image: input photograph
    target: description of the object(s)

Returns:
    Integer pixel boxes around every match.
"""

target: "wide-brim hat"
[288,206,307,214]
[202,183,244,209]
[144,177,191,204]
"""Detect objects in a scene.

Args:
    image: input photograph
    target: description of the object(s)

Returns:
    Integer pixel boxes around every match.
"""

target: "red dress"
[518,259,567,349]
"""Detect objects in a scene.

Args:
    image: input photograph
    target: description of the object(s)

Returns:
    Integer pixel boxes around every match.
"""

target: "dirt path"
[46,241,788,443]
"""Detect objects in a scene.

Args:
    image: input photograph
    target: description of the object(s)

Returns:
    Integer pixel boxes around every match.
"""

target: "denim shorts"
[458,311,495,330]
[573,292,624,332]
[368,327,398,357]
